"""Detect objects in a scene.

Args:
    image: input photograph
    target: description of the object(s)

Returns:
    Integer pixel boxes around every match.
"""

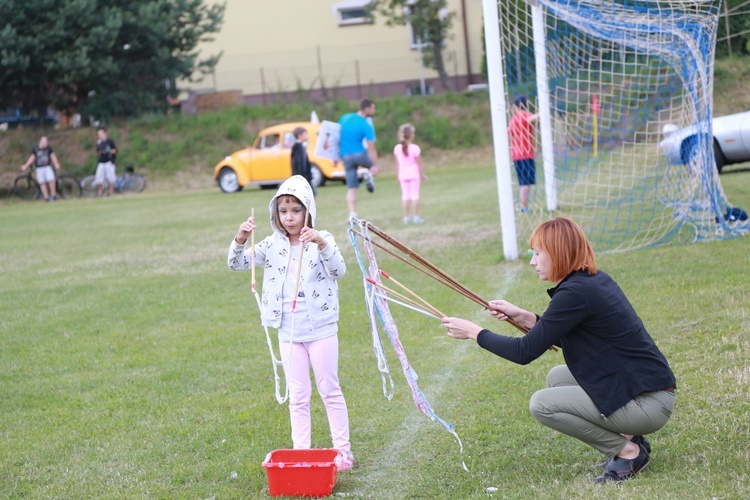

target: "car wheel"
[310,164,325,187]
[713,140,726,174]
[218,167,241,193]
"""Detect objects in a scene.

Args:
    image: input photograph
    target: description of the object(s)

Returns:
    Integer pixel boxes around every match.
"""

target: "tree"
[369,0,456,91]
[716,0,750,57]
[0,0,225,121]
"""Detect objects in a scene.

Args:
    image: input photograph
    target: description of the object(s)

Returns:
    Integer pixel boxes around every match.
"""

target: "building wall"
[187,0,486,100]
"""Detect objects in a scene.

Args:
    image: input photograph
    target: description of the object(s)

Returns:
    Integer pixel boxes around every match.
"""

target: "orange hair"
[529,217,597,282]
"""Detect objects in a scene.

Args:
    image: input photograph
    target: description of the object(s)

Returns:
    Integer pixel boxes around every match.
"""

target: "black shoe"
[593,444,650,483]
[632,435,651,454]
[596,435,651,469]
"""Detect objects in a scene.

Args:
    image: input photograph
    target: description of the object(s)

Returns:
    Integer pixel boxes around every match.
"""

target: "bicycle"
[13,170,82,201]
[80,165,146,197]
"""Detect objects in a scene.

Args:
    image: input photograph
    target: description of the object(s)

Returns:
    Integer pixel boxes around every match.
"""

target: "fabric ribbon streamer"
[253,285,291,405]
[348,219,468,472]
[248,206,290,404]
[248,203,309,405]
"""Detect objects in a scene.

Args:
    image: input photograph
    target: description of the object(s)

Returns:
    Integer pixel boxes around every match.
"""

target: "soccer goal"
[482,0,749,258]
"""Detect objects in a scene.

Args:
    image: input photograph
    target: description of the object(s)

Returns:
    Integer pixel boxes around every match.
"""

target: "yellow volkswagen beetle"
[213,121,345,192]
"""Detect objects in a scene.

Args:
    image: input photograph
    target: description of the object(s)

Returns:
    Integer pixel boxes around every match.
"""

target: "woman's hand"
[300,227,326,249]
[487,300,536,329]
[441,317,483,341]
[235,216,255,245]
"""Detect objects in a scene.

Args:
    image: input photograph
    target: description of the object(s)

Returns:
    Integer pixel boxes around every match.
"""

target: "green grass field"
[1,163,749,499]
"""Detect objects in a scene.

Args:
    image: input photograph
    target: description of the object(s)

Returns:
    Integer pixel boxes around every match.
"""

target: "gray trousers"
[529,365,675,457]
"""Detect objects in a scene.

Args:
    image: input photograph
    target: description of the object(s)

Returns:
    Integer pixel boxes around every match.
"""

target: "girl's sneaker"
[411,216,425,223]
[403,217,410,224]
[335,450,355,471]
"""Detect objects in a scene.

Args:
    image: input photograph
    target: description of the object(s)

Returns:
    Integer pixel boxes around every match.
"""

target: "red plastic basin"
[262,448,339,497]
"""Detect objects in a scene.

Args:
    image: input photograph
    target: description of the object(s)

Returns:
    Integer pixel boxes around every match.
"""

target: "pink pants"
[399,178,420,201]
[280,335,351,453]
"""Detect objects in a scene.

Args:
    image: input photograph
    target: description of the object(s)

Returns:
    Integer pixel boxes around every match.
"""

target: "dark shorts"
[514,158,536,186]
[342,152,373,189]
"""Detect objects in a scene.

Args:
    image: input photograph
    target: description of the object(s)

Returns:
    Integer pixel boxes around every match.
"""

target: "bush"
[421,116,453,148]
[225,123,243,141]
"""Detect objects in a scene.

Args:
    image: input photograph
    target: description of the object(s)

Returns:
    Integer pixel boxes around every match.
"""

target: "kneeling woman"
[441,217,676,482]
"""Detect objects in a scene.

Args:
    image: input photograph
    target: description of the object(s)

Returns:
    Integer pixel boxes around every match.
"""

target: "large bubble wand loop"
[348,219,468,472]
[349,218,556,351]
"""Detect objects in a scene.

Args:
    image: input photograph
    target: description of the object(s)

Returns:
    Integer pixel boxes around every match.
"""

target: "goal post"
[531,0,558,212]
[482,0,519,261]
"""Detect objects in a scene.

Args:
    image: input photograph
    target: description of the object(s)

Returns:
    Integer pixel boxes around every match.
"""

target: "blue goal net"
[490,0,748,252]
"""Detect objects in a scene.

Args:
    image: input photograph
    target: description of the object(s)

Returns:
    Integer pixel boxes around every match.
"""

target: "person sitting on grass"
[441,216,676,483]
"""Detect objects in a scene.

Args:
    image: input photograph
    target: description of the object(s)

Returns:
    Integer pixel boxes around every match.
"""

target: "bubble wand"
[291,200,311,314]
[251,208,256,294]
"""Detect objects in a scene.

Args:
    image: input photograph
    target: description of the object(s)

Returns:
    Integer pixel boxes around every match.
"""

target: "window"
[408,22,429,50]
[404,3,447,49]
[340,7,368,23]
[256,134,280,150]
[407,83,433,96]
[332,0,372,26]
[282,132,295,149]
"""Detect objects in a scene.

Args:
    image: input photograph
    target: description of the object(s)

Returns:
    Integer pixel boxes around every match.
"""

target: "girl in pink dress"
[393,123,427,223]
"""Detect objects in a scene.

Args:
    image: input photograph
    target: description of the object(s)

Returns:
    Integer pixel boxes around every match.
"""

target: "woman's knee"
[528,390,550,422]
[546,364,576,388]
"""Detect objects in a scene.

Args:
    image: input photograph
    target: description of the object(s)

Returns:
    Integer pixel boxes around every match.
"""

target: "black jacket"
[477,270,675,416]
[291,142,311,182]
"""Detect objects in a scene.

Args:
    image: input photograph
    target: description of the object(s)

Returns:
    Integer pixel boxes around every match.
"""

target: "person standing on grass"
[20,136,62,202]
[338,98,379,220]
[291,126,316,198]
[94,128,117,197]
[441,217,676,483]
[227,175,354,471]
[393,123,427,224]
[508,95,539,212]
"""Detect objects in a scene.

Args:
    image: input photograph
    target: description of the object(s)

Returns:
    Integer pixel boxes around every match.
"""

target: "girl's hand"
[299,227,326,249]
[236,216,255,244]
[441,317,483,341]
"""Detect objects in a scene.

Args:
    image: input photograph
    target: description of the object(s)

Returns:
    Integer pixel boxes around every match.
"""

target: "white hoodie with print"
[227,176,346,339]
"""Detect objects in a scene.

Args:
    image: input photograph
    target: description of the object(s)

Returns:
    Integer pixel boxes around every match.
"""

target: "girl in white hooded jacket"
[228,176,353,470]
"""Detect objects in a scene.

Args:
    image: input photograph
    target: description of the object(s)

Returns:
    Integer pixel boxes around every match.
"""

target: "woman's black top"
[477,270,676,416]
